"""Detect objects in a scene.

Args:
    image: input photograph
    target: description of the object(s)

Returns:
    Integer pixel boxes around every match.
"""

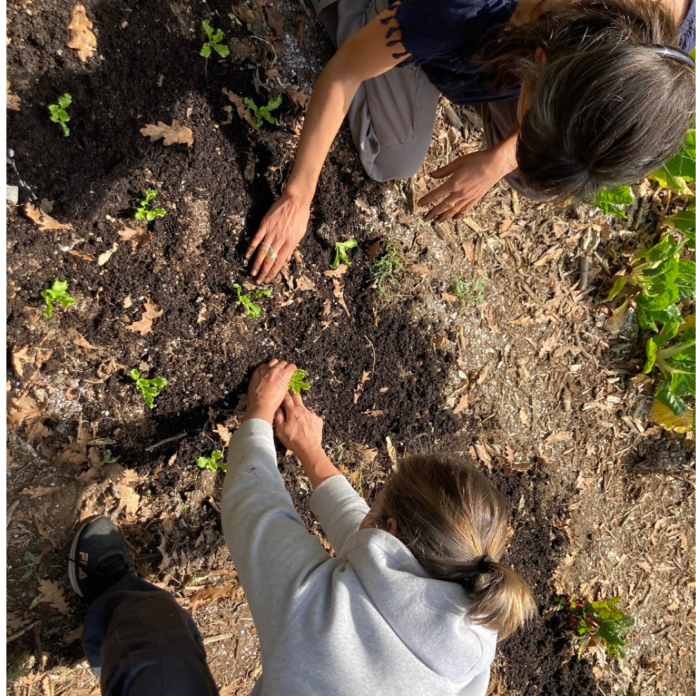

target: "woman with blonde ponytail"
[220,360,537,696]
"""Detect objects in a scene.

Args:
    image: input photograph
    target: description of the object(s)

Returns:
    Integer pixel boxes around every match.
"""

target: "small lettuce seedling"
[372,242,404,292]
[16,551,42,580]
[234,283,271,318]
[289,369,310,394]
[244,95,282,128]
[452,273,487,305]
[48,93,72,137]
[130,369,167,409]
[201,20,230,58]
[41,280,76,318]
[557,595,634,659]
[196,449,226,473]
[331,239,358,269]
[135,188,166,222]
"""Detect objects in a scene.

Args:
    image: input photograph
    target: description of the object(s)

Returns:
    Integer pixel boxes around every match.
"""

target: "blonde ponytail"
[378,454,536,640]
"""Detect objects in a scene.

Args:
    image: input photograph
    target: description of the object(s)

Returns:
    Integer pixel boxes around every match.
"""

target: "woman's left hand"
[243,359,298,425]
[418,148,510,223]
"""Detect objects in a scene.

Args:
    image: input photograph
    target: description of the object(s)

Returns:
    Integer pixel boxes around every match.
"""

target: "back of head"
[476,0,695,200]
[377,454,536,640]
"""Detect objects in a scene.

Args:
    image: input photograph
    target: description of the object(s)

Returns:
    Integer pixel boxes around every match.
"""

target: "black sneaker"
[68,516,134,604]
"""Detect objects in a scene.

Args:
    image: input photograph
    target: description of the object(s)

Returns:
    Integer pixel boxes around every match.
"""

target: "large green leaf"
[650,129,696,193]
[676,259,696,300]
[593,186,634,218]
[655,377,688,416]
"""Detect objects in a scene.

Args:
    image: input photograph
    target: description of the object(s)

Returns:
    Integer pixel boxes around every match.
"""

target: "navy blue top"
[390,0,695,105]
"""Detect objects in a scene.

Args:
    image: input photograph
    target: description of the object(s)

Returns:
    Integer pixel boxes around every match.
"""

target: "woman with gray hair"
[245,0,695,284]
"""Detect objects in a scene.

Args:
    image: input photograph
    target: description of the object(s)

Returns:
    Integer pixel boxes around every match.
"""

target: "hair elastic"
[647,44,695,68]
[478,555,495,573]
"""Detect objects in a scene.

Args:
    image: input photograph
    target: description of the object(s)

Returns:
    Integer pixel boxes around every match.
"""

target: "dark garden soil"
[6,1,694,695]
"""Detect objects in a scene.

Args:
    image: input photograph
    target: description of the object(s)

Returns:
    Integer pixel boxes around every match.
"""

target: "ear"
[385,518,398,537]
[534,46,547,64]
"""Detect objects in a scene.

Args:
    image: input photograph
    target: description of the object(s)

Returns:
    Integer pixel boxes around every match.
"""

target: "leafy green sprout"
[331,239,358,269]
[130,369,167,409]
[41,280,76,318]
[48,93,72,137]
[234,284,272,318]
[16,551,42,580]
[289,369,310,394]
[452,273,488,305]
[592,186,634,219]
[556,595,635,659]
[244,95,282,128]
[644,318,695,417]
[371,242,404,292]
[135,188,166,222]
[200,20,230,59]
[196,449,226,473]
[98,449,119,465]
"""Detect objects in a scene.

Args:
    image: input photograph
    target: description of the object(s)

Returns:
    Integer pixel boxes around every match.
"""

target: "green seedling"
[289,369,310,394]
[371,242,404,292]
[452,273,488,305]
[244,95,282,128]
[201,19,230,58]
[234,284,272,318]
[556,595,634,659]
[196,449,226,473]
[41,280,75,318]
[331,239,358,269]
[98,449,119,465]
[130,369,167,409]
[643,317,695,417]
[135,188,166,222]
[15,551,41,580]
[48,93,72,137]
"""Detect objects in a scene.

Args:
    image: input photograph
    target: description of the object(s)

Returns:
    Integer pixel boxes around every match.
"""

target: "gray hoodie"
[222,419,497,696]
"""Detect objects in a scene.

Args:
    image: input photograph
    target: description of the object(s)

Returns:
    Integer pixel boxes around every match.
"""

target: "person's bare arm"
[247,10,409,284]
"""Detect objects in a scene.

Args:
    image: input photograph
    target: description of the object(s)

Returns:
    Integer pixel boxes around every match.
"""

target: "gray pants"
[313,0,535,197]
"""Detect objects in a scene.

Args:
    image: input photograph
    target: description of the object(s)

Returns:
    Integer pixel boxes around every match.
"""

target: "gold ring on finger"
[447,202,455,209]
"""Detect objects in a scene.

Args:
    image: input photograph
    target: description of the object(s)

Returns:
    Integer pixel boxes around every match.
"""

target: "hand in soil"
[243,359,298,424]
[246,193,310,284]
[419,149,508,223]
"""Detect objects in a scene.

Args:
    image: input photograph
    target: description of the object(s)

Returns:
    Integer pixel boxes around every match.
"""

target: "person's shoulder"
[678,0,695,52]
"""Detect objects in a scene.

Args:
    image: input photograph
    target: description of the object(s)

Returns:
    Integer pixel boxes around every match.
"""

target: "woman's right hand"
[274,392,324,461]
[245,192,311,285]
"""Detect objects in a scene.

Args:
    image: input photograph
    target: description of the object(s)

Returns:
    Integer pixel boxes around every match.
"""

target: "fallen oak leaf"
[214,423,232,447]
[406,263,429,276]
[351,443,378,464]
[190,583,241,610]
[66,3,97,62]
[73,334,101,350]
[7,392,48,429]
[452,392,469,414]
[20,486,59,499]
[7,81,21,111]
[295,275,316,292]
[323,264,348,278]
[24,203,72,231]
[283,86,310,109]
[545,431,572,444]
[97,242,118,266]
[126,298,163,336]
[11,345,32,377]
[96,357,126,380]
[36,579,70,615]
[332,278,350,316]
[118,226,152,252]
[68,249,95,262]
[222,88,257,128]
[140,120,194,147]
[353,370,371,404]
[265,6,286,35]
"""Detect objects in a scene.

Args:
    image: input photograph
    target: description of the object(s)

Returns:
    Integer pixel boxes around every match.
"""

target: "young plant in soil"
[130,369,167,409]
[196,450,226,473]
[135,188,166,222]
[234,284,272,318]
[244,95,282,128]
[372,242,404,292]
[556,595,634,659]
[200,20,229,59]
[15,551,42,580]
[289,369,310,394]
[41,280,75,318]
[452,273,488,305]
[48,93,72,137]
[644,316,695,417]
[331,239,358,269]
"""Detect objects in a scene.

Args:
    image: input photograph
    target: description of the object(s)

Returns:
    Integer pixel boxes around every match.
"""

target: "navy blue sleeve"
[679,0,694,52]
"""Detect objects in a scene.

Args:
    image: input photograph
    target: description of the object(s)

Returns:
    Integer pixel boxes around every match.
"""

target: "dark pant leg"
[81,575,219,696]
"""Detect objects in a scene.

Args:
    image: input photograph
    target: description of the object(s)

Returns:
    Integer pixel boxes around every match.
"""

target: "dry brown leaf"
[66,4,97,62]
[545,431,572,444]
[126,298,163,336]
[24,203,72,231]
[68,249,96,262]
[332,279,350,316]
[323,265,348,278]
[214,423,232,446]
[190,583,241,610]
[20,486,59,499]
[140,120,194,147]
[368,241,381,262]
[406,264,429,276]
[222,88,257,128]
[115,483,140,517]
[462,240,475,263]
[295,275,316,292]
[362,409,384,417]
[265,6,286,35]
[509,315,533,327]
[473,442,492,467]
[518,409,530,426]
[8,393,48,429]
[53,420,90,466]
[452,392,469,414]
[118,226,152,252]
[353,370,371,404]
[64,625,83,644]
[96,357,125,380]
[73,334,100,350]
[442,292,459,303]
[284,86,310,109]
[37,579,70,614]
[7,81,21,111]
[158,537,172,573]
[11,345,31,377]
[351,444,378,464]
[97,242,118,266]
[534,247,563,268]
